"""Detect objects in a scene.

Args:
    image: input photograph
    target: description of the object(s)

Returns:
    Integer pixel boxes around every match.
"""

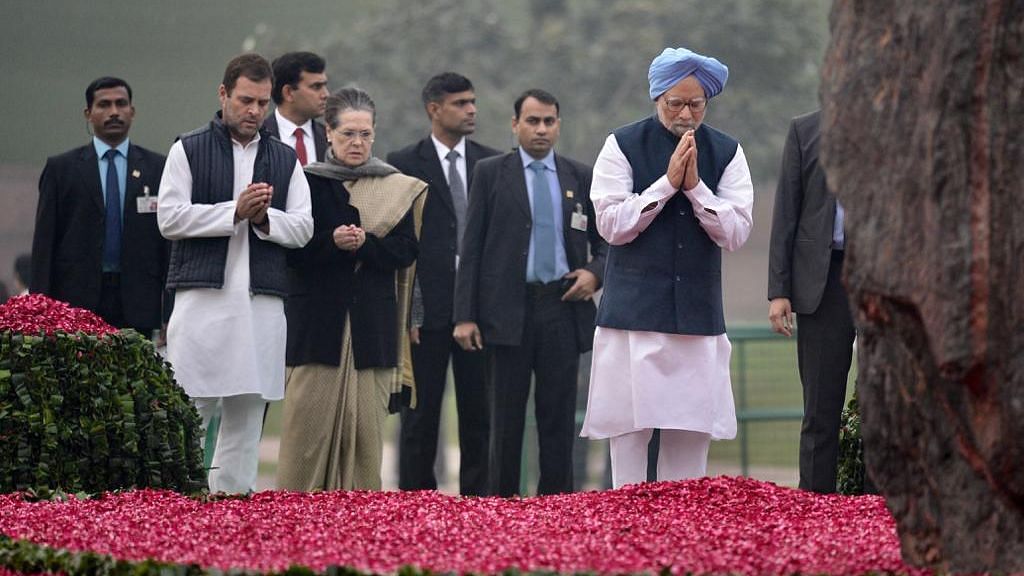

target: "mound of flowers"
[0,294,205,494]
[0,477,930,575]
[0,293,118,336]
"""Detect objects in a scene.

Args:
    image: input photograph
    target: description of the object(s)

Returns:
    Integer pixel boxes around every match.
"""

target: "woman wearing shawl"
[278,87,427,491]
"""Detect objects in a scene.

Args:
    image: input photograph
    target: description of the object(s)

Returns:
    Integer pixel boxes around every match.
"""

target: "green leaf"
[1,330,206,493]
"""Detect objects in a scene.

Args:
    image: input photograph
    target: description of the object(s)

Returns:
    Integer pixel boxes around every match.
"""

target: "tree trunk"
[819,0,1024,571]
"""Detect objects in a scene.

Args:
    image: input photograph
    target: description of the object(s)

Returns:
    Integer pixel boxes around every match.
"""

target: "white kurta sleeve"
[680,144,754,252]
[157,141,237,240]
[252,159,313,248]
[591,134,680,246]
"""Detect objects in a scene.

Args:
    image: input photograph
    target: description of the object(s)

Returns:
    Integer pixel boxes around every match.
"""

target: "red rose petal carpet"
[0,477,930,575]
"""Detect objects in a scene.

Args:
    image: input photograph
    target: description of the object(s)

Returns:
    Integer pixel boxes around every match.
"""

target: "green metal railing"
[728,325,802,476]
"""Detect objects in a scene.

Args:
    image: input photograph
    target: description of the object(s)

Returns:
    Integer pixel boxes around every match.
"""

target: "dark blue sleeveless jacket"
[595,116,738,335]
[166,114,296,297]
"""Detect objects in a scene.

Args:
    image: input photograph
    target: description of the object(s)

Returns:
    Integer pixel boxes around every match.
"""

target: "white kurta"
[157,134,313,400]
[580,132,754,441]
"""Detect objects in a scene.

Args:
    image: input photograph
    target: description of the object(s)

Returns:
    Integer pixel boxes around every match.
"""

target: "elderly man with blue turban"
[580,47,754,487]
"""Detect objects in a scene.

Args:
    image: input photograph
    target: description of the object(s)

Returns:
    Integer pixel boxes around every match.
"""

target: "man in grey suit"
[767,109,855,493]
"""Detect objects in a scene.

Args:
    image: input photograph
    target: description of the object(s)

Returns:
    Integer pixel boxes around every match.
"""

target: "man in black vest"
[31,77,167,336]
[157,53,313,494]
[768,110,856,493]
[579,48,754,488]
[454,89,607,497]
[387,73,501,496]
[265,52,329,165]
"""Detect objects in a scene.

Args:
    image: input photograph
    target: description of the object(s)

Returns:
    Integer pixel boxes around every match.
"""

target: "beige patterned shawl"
[343,173,427,402]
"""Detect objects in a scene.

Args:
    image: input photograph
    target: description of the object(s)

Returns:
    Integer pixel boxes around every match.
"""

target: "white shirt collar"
[232,130,261,149]
[431,134,466,163]
[274,109,313,140]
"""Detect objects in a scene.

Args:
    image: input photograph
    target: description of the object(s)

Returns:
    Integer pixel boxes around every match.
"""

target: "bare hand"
[667,130,699,190]
[252,203,269,224]
[409,326,421,346]
[453,321,483,351]
[682,131,699,190]
[333,224,366,251]
[769,297,794,337]
[560,268,599,302]
[251,205,270,233]
[235,183,273,222]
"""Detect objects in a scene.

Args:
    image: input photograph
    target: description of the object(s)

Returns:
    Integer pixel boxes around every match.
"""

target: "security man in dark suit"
[388,72,501,496]
[768,109,856,493]
[265,52,329,165]
[454,89,608,497]
[31,76,167,335]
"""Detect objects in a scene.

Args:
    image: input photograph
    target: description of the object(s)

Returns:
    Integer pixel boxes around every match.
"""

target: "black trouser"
[97,272,127,328]
[399,325,490,495]
[489,282,579,497]
[97,272,153,337]
[797,250,856,493]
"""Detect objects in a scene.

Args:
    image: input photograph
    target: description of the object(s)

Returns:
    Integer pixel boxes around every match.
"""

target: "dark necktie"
[529,160,557,283]
[102,149,122,271]
[446,149,467,254]
[293,127,308,166]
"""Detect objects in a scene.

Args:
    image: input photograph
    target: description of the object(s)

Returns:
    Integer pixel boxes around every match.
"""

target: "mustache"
[104,119,125,126]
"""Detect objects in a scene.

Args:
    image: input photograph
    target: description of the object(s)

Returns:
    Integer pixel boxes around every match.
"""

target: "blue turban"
[648,47,729,101]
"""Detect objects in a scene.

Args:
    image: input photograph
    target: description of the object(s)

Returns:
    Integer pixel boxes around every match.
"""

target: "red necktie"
[293,127,308,166]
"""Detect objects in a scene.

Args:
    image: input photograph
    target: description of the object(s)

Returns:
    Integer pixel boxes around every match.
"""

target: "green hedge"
[0,330,206,494]
[0,534,424,576]
[836,391,865,495]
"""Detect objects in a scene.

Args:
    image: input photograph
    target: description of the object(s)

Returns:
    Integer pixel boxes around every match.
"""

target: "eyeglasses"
[335,129,374,143]
[662,97,707,113]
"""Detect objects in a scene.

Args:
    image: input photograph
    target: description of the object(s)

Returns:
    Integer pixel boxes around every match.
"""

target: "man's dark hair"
[421,72,474,108]
[222,53,273,94]
[85,77,132,109]
[271,52,326,105]
[13,254,31,288]
[514,88,560,119]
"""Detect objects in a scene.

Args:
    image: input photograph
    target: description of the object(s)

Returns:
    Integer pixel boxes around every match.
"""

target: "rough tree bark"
[819,0,1023,571]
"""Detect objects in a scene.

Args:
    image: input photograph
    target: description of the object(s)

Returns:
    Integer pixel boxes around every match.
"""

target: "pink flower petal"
[0,478,933,575]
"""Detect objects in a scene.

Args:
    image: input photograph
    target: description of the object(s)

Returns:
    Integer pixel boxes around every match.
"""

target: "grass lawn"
[256,328,857,491]
[710,331,856,469]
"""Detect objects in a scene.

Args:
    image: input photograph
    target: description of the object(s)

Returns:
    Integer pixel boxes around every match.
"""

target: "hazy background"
[1,0,836,492]
[0,0,830,321]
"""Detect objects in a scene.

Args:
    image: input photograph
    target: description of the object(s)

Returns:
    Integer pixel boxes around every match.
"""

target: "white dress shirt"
[275,109,316,161]
[431,134,467,187]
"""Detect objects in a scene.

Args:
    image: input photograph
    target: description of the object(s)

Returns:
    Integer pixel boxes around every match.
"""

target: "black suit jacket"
[286,173,418,369]
[768,110,838,315]
[264,113,328,163]
[453,150,607,350]
[387,136,502,329]
[30,142,168,330]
